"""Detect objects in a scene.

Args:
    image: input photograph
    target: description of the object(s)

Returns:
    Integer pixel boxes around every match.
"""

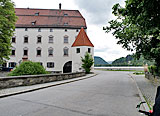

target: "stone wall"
[0,72,85,89]
[145,72,160,85]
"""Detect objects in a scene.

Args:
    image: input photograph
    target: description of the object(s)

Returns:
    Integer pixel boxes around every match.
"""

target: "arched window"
[48,35,54,43]
[63,47,69,56]
[64,35,68,43]
[36,47,42,56]
[48,47,53,56]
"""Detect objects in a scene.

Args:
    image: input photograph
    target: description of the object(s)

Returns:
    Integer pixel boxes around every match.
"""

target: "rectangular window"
[12,37,16,43]
[64,48,69,56]
[76,48,80,53]
[11,50,15,56]
[88,48,91,53]
[50,28,53,32]
[24,50,28,56]
[38,28,41,32]
[64,37,68,43]
[47,62,54,68]
[37,50,41,56]
[24,37,28,43]
[9,62,16,68]
[37,37,41,43]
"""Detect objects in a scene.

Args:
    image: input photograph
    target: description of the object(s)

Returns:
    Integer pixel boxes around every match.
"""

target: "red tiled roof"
[72,28,94,47]
[15,8,87,28]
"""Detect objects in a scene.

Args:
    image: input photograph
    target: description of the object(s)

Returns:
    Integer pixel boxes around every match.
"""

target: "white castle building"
[7,4,94,73]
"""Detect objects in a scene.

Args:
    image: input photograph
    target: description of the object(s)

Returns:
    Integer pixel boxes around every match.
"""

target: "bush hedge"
[8,61,48,76]
[148,65,159,76]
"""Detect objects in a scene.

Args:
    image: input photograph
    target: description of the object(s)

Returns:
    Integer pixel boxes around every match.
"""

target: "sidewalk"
[130,74,159,110]
[0,73,97,98]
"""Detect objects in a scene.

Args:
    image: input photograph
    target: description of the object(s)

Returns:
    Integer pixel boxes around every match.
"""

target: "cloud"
[74,0,124,25]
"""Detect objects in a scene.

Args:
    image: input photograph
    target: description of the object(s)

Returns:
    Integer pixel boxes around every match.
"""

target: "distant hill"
[112,55,154,66]
[94,56,109,66]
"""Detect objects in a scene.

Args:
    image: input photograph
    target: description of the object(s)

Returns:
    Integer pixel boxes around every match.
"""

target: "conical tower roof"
[72,28,94,47]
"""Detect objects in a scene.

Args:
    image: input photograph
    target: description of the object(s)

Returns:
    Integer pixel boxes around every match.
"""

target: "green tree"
[104,0,160,73]
[81,52,94,74]
[8,61,48,76]
[0,0,17,64]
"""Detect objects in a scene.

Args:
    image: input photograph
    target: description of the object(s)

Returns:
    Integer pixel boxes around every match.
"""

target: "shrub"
[8,61,48,76]
[148,65,159,76]
[81,52,94,74]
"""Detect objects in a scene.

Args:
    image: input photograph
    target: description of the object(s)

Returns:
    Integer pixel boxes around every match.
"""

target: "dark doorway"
[63,61,72,73]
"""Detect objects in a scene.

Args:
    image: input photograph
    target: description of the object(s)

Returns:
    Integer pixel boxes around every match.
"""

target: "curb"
[129,74,150,111]
[0,73,98,98]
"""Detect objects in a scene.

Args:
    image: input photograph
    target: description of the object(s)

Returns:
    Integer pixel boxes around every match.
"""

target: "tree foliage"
[104,0,160,73]
[0,0,17,64]
[8,61,48,76]
[81,52,94,74]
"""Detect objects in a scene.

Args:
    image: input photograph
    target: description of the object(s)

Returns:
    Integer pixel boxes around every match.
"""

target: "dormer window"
[35,12,39,16]
[64,14,68,16]
[31,21,36,25]
[64,23,68,26]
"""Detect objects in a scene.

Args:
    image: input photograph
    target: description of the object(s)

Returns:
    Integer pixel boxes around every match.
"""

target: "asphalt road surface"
[0,70,142,116]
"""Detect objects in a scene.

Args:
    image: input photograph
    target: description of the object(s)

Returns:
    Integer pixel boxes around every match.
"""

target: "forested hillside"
[112,55,154,66]
[94,56,109,66]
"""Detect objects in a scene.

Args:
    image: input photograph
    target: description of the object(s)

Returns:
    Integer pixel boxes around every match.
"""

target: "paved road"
[0,70,141,116]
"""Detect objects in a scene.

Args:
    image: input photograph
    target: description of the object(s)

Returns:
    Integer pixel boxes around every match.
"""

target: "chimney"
[59,3,61,11]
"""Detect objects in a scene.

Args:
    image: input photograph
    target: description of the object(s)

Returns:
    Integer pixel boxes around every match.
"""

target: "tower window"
[88,48,91,53]
[76,48,80,53]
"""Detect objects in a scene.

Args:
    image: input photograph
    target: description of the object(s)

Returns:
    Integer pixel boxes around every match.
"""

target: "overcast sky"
[12,0,132,62]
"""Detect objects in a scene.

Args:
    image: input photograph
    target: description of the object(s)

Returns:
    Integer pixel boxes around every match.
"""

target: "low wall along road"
[0,72,85,89]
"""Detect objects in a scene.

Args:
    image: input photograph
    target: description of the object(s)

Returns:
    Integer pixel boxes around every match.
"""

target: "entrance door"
[63,61,72,73]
